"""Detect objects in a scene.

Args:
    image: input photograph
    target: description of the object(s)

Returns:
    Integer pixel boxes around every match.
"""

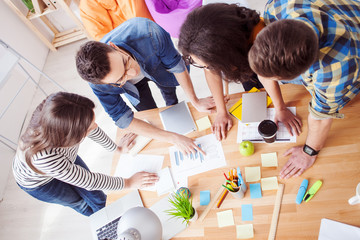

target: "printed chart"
[237,107,297,143]
[169,134,227,180]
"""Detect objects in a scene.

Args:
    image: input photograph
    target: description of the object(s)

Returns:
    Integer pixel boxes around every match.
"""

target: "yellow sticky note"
[236,224,254,239]
[261,152,278,167]
[245,167,261,182]
[196,116,212,131]
[261,177,278,190]
[216,210,235,228]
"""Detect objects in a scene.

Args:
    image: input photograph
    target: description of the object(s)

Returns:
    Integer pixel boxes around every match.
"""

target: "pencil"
[216,189,229,208]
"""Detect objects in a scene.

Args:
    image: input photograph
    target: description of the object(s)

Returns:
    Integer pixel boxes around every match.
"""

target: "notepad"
[241,204,253,221]
[261,152,278,167]
[245,167,261,182]
[241,91,267,123]
[261,177,279,190]
[200,190,211,206]
[217,210,235,227]
[196,116,212,131]
[236,224,254,239]
[250,183,262,199]
[159,101,197,135]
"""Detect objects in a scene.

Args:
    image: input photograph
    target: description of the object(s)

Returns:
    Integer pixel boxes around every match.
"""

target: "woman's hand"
[192,97,216,113]
[212,112,233,141]
[124,171,159,189]
[274,108,302,136]
[116,133,137,153]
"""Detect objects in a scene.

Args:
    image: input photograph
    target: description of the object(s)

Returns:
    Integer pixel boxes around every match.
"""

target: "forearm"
[174,70,199,103]
[259,79,286,110]
[125,118,177,143]
[306,114,333,150]
[205,70,227,114]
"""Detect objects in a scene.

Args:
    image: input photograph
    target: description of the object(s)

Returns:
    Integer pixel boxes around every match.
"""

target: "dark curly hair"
[178,3,260,83]
[75,41,114,84]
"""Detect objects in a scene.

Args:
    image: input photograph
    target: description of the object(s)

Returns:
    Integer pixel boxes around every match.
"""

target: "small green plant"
[165,192,195,226]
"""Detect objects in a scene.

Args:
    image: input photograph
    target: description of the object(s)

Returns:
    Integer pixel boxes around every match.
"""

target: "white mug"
[348,183,360,205]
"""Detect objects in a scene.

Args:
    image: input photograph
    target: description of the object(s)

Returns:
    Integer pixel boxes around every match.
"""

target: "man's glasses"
[184,55,212,70]
[108,50,131,88]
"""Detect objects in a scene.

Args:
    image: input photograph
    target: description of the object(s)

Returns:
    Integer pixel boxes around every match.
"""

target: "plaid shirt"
[264,0,360,119]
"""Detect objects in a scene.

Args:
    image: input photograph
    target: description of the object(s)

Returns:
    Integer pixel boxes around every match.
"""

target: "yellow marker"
[303,180,323,202]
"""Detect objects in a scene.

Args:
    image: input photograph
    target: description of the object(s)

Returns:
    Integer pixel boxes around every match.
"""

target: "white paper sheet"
[318,218,360,240]
[114,154,164,192]
[237,107,297,143]
[169,134,227,182]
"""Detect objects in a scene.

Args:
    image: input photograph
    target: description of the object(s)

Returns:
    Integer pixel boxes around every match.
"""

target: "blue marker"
[237,167,247,192]
[296,179,309,204]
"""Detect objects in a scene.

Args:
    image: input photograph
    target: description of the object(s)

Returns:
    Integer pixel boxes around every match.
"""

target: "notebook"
[241,91,267,123]
[159,101,197,135]
[89,190,143,240]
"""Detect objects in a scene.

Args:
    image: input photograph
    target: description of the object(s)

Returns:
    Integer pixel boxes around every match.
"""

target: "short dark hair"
[75,41,114,84]
[249,19,318,79]
[178,3,260,83]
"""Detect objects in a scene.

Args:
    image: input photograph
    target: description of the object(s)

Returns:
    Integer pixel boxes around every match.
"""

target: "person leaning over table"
[76,17,216,155]
[178,3,265,141]
[13,92,159,216]
[248,0,360,179]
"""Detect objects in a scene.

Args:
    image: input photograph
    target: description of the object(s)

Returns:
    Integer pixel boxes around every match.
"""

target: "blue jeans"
[18,156,106,216]
[133,77,178,111]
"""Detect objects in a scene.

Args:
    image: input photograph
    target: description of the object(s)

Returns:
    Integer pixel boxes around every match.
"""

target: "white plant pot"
[189,208,198,222]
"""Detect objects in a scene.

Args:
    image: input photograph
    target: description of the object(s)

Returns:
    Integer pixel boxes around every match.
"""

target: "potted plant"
[165,191,197,225]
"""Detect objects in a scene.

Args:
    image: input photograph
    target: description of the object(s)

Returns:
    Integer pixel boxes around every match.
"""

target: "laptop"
[89,190,143,240]
[241,91,267,123]
[159,101,197,135]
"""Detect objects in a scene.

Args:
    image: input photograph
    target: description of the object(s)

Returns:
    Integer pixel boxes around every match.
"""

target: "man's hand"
[116,133,137,153]
[192,96,216,113]
[211,112,233,141]
[275,108,302,136]
[124,171,159,189]
[280,146,317,179]
[171,134,206,156]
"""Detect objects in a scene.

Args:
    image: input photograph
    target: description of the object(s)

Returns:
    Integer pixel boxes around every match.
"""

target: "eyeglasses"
[184,55,212,70]
[108,50,132,88]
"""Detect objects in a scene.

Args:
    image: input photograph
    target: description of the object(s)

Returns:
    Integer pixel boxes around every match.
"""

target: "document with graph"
[237,107,297,143]
[169,134,227,178]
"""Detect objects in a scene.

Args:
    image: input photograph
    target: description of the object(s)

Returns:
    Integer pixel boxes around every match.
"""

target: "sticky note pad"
[261,152,278,167]
[217,210,235,227]
[200,190,211,206]
[245,167,261,182]
[196,116,212,131]
[250,183,262,199]
[241,204,253,221]
[236,224,254,239]
[261,177,279,190]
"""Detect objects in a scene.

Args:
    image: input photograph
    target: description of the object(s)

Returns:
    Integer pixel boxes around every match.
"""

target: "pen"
[222,184,233,192]
[223,172,229,180]
[217,189,228,208]
[303,180,322,202]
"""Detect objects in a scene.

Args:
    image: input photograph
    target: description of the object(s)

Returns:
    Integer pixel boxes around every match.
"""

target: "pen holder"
[228,186,246,199]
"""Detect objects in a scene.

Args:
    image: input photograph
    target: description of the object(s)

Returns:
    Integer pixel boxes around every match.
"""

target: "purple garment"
[145,0,202,37]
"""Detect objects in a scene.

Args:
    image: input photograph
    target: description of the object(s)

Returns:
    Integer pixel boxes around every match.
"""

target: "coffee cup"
[258,120,278,143]
[348,183,360,205]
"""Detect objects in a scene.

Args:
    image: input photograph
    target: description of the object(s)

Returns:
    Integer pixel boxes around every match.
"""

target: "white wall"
[0,0,49,201]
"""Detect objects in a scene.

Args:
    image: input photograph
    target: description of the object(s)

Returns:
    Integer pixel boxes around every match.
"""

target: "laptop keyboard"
[96,216,121,240]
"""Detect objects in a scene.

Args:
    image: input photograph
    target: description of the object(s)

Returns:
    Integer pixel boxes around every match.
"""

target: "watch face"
[304,146,313,155]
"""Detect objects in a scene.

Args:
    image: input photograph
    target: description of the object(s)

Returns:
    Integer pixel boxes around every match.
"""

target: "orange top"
[80,0,154,40]
[249,17,266,44]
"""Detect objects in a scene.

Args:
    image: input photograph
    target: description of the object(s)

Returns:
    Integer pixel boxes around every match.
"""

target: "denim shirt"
[89,17,186,129]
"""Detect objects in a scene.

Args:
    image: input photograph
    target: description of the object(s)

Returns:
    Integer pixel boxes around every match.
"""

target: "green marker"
[303,180,322,202]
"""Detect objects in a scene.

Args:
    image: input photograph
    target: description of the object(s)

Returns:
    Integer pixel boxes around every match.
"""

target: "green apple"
[239,141,255,156]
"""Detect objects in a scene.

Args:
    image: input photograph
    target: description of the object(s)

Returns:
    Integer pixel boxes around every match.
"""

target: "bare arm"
[174,70,216,113]
[204,70,233,140]
[125,118,204,155]
[280,115,332,179]
[258,77,302,135]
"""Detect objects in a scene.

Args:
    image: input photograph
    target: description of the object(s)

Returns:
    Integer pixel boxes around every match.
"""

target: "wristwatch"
[303,144,320,156]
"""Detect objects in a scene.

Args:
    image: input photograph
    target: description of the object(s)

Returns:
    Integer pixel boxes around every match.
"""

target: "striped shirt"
[13,127,124,191]
[264,0,360,119]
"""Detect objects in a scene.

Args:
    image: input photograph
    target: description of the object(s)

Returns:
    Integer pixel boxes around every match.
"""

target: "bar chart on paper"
[169,134,227,178]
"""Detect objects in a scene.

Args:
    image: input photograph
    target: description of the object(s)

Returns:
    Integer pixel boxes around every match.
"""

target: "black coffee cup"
[258,120,278,143]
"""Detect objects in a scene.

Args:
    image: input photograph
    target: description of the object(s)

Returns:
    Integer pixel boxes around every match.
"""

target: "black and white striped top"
[13,127,124,191]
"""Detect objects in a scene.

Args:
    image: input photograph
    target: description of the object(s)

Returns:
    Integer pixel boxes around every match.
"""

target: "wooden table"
[108,84,360,239]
